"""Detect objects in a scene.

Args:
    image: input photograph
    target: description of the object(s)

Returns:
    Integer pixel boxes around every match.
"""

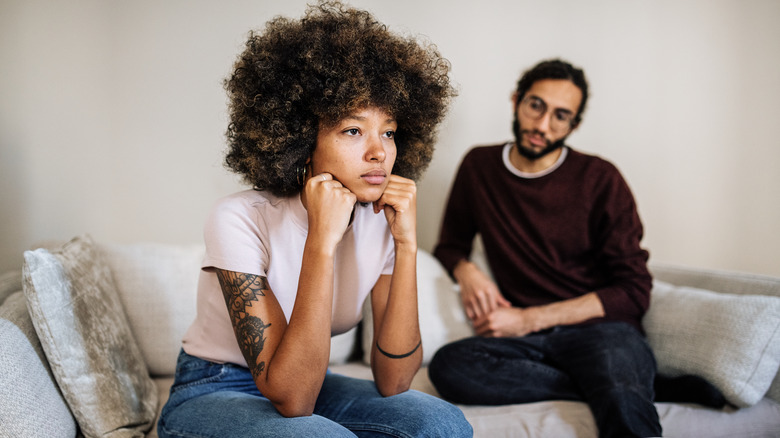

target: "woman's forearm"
[263,238,336,416]
[370,243,422,395]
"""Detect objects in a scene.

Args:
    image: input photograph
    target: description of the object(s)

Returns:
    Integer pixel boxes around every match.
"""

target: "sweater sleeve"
[433,152,479,277]
[590,169,652,326]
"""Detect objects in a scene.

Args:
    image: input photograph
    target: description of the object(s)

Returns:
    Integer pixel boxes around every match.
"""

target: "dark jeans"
[428,322,662,438]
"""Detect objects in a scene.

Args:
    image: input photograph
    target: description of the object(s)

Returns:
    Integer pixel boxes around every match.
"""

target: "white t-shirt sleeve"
[201,194,269,276]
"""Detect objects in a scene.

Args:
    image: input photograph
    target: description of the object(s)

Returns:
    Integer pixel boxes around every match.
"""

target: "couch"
[1,235,779,437]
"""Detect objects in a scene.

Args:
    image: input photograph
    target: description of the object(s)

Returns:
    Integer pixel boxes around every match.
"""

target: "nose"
[365,134,386,162]
[534,111,552,133]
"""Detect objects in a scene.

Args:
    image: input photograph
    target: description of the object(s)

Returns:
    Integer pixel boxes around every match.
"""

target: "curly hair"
[224,1,455,196]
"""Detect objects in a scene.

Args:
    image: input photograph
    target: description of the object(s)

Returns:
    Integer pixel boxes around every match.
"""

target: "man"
[428,59,720,438]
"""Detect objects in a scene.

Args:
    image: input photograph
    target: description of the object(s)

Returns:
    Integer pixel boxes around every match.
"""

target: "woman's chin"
[354,187,384,204]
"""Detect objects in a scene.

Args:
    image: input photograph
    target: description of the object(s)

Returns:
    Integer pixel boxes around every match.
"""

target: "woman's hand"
[373,175,417,249]
[304,173,357,251]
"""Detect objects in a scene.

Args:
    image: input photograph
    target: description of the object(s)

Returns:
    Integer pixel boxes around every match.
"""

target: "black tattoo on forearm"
[376,340,422,359]
[216,270,272,376]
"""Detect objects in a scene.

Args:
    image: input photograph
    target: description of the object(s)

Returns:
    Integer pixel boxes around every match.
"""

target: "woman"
[157,2,469,437]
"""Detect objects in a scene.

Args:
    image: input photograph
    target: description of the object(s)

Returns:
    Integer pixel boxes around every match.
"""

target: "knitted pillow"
[643,280,780,407]
[0,291,77,438]
[22,235,157,437]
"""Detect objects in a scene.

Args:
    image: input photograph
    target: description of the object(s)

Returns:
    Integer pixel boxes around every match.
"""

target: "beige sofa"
[2,235,779,437]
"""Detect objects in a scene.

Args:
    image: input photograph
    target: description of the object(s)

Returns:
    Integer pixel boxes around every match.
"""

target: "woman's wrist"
[304,233,338,258]
[393,240,417,255]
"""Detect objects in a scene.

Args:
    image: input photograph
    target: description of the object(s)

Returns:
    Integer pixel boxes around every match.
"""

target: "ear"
[511,92,519,108]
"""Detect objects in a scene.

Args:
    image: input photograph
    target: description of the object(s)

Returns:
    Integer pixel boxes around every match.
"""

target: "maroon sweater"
[434,144,652,332]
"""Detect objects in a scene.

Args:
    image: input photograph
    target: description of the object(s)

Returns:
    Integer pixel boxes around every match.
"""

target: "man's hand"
[472,306,540,337]
[373,175,417,249]
[474,292,607,338]
[453,260,511,322]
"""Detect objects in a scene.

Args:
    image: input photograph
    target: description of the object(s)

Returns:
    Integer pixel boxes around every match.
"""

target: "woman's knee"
[386,391,472,438]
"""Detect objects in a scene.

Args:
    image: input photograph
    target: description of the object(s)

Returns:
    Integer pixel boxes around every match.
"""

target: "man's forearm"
[531,292,605,331]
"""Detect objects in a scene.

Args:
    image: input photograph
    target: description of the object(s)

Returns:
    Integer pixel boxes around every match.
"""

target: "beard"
[512,115,566,160]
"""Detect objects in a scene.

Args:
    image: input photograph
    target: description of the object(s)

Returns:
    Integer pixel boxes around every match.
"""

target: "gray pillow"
[0,291,77,438]
[22,235,157,437]
[644,280,780,407]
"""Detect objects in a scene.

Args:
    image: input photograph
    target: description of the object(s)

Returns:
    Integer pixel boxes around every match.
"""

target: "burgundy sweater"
[434,144,652,332]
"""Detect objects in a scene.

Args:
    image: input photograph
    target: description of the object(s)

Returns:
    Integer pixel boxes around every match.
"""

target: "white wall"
[2,0,779,276]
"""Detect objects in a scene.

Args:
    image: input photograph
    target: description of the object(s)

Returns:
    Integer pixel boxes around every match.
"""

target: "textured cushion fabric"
[0,270,22,306]
[98,242,203,377]
[0,291,77,438]
[329,326,358,364]
[362,249,473,365]
[99,242,356,372]
[329,363,780,438]
[643,280,780,407]
[768,374,780,403]
[22,235,157,437]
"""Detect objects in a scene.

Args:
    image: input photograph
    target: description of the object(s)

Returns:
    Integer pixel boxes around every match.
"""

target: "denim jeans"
[428,322,661,438]
[157,350,472,438]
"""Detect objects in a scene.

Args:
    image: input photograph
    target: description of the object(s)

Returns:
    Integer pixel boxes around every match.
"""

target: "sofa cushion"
[99,242,203,377]
[22,235,158,437]
[644,280,780,407]
[362,249,473,365]
[99,242,356,374]
[0,270,22,305]
[0,291,77,438]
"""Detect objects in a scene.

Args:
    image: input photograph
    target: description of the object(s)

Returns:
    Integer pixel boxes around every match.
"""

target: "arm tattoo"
[376,340,422,359]
[216,270,272,376]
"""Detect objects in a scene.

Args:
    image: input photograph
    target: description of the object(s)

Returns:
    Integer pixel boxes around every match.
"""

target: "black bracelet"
[376,340,422,359]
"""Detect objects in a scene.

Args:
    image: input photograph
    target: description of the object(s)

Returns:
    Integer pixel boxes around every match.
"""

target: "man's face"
[513,79,583,160]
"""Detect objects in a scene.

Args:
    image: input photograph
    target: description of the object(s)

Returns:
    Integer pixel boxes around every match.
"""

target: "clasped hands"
[455,260,542,338]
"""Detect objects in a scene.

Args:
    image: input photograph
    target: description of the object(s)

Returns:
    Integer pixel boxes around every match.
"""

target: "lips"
[524,131,548,148]
[361,169,387,185]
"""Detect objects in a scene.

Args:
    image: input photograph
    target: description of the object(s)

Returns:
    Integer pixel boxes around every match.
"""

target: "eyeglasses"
[519,95,575,133]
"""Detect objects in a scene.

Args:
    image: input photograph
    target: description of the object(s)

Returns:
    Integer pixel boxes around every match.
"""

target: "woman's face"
[310,106,398,203]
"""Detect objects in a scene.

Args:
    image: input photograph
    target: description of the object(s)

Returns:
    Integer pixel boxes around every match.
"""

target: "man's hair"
[514,59,589,126]
[224,1,455,196]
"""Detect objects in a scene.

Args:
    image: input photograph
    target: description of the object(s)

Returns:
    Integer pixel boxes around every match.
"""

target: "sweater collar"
[502,142,568,179]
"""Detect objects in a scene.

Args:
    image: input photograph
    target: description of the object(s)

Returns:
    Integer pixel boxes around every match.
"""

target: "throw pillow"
[329,326,358,364]
[0,291,77,438]
[643,280,780,407]
[98,242,203,376]
[362,249,473,365]
[22,235,158,437]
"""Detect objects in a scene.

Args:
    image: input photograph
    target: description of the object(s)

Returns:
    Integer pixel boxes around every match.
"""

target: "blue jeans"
[428,322,661,438]
[158,350,472,438]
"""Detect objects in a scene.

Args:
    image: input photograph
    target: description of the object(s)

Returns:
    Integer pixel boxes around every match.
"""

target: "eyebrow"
[529,95,574,115]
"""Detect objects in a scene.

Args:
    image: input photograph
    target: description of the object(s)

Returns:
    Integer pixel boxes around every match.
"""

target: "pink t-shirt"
[182,190,395,366]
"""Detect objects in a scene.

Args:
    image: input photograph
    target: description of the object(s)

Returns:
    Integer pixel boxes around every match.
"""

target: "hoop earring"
[296,165,308,187]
